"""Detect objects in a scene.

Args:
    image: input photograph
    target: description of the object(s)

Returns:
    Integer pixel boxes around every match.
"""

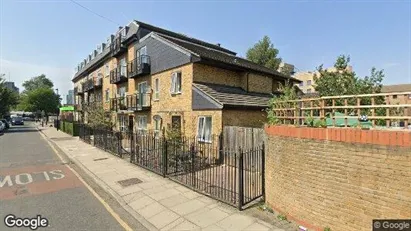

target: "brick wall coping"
[265,125,411,147]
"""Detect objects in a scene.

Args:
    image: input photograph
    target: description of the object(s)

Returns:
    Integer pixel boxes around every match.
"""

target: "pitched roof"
[381,84,411,93]
[157,33,300,82]
[134,20,236,55]
[193,82,274,108]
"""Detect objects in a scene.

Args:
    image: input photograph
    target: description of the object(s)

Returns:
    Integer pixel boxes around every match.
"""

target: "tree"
[313,55,384,96]
[246,36,282,70]
[0,76,19,118]
[22,74,53,92]
[84,103,113,129]
[18,88,59,115]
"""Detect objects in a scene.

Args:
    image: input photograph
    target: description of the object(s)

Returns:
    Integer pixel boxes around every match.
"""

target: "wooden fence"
[223,126,265,151]
[272,92,411,128]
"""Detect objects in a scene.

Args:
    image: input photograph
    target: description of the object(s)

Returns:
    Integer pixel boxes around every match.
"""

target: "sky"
[1,0,410,103]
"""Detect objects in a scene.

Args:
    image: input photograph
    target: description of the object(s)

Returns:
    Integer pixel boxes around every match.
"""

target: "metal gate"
[78,124,265,210]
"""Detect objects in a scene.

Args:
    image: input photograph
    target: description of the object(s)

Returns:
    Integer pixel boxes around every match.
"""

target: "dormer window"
[120,28,126,38]
[97,45,102,54]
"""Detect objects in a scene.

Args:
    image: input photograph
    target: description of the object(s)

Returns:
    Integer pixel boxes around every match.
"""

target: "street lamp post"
[56,88,60,130]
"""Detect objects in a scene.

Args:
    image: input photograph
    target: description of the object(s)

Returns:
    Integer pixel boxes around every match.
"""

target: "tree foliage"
[84,103,113,129]
[313,55,384,96]
[246,36,282,71]
[17,74,60,115]
[0,76,19,117]
[267,82,299,125]
[18,88,59,115]
[22,74,54,93]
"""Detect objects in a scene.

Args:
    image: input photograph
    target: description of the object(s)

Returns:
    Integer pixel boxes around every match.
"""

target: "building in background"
[381,83,411,116]
[66,90,74,105]
[294,66,353,94]
[4,82,19,94]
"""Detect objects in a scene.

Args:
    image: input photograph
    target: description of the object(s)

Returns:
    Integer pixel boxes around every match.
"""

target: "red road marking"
[0,164,83,200]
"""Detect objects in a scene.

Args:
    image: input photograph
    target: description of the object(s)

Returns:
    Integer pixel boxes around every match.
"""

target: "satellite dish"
[153,115,161,121]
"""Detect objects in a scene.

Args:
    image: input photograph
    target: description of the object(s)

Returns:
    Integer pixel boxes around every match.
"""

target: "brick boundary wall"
[265,125,411,231]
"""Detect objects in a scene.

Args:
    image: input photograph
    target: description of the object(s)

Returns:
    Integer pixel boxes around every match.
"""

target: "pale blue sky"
[1,0,410,102]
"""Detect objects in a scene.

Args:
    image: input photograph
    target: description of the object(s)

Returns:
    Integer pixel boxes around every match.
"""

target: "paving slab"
[185,207,229,228]
[159,194,190,208]
[170,199,206,216]
[147,209,180,229]
[217,213,255,230]
[138,202,167,219]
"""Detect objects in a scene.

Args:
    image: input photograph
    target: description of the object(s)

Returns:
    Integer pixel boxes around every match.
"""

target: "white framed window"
[408,94,411,99]
[137,116,147,134]
[170,72,182,94]
[154,78,159,100]
[197,116,212,142]
[118,115,127,132]
[154,119,161,137]
[105,64,110,77]
[105,89,110,102]
[118,86,126,97]
[120,58,127,77]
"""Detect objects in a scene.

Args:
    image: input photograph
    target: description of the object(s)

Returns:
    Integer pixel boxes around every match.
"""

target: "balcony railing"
[126,93,151,111]
[74,86,84,95]
[84,79,94,92]
[94,77,103,88]
[110,35,126,56]
[110,66,128,84]
[127,55,151,78]
[110,97,127,111]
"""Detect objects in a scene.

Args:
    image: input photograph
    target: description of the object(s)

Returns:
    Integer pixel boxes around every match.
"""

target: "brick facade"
[265,126,411,231]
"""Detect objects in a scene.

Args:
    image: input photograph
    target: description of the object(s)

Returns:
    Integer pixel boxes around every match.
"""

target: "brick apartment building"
[381,83,411,116]
[72,20,299,138]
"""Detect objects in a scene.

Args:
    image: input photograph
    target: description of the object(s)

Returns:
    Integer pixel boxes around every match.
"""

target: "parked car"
[0,121,5,132]
[11,116,24,125]
[0,119,10,129]
[23,117,35,121]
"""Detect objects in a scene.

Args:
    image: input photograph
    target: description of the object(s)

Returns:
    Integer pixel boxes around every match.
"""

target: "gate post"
[261,142,266,201]
[162,139,168,177]
[238,147,244,211]
[118,132,122,158]
[191,143,196,187]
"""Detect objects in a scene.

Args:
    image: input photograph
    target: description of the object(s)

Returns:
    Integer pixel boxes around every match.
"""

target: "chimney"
[216,43,221,47]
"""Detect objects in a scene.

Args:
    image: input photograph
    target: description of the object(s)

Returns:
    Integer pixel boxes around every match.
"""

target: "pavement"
[0,123,139,231]
[37,125,291,231]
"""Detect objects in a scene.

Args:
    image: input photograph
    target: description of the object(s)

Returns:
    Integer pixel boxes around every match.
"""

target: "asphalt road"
[0,123,129,230]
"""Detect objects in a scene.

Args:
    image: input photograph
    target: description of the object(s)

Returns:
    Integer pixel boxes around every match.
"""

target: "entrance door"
[128,115,134,132]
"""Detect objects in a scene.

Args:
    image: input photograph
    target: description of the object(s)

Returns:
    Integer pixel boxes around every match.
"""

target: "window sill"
[171,92,182,96]
[198,139,212,144]
[153,99,159,102]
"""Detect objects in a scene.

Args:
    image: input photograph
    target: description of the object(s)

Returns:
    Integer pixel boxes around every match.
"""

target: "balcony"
[94,77,103,88]
[110,66,128,84]
[126,93,151,111]
[110,97,127,111]
[83,79,94,92]
[74,86,84,95]
[110,35,126,57]
[127,55,151,78]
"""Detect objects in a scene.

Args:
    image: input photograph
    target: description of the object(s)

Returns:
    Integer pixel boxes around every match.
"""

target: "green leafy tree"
[313,55,384,96]
[267,81,299,125]
[22,74,54,92]
[246,36,282,70]
[18,88,59,116]
[84,103,113,129]
[0,76,19,117]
